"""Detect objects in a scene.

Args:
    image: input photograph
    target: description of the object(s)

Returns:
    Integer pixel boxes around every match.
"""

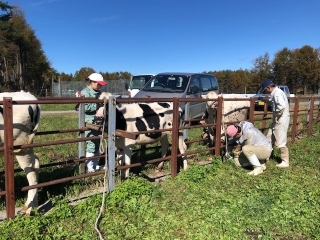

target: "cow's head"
[201,91,219,110]
[94,92,113,125]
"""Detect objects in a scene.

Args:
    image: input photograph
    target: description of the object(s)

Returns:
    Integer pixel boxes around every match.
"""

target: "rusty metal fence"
[1,95,320,219]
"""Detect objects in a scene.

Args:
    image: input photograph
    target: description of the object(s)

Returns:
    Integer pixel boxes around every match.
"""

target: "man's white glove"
[225,152,233,161]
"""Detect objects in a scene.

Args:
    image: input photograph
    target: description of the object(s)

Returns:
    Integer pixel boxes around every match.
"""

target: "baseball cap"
[226,125,238,137]
[261,79,273,92]
[88,73,107,86]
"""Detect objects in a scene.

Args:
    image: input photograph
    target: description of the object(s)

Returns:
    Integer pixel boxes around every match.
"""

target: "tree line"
[1,2,319,96]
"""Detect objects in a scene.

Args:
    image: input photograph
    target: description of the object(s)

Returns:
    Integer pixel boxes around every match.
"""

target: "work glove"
[232,145,242,156]
[224,152,233,161]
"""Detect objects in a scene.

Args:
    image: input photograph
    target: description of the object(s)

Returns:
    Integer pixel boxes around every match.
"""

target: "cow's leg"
[15,148,39,215]
[122,146,132,179]
[155,136,169,172]
[208,127,215,147]
[178,132,187,170]
[115,148,123,167]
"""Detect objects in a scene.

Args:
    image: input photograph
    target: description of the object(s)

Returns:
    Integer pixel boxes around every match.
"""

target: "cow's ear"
[201,94,207,99]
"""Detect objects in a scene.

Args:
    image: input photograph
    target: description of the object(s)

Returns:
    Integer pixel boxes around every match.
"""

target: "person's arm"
[274,94,287,116]
[240,130,253,146]
[81,89,97,114]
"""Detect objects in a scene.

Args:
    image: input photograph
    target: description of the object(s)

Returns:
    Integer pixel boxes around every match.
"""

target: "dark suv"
[253,85,291,110]
[133,72,219,119]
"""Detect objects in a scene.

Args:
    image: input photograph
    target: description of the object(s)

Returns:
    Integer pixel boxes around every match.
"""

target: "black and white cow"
[96,92,187,178]
[0,91,41,215]
[201,91,250,156]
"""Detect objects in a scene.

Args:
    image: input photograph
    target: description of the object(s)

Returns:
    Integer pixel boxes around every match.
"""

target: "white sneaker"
[276,161,289,168]
[233,157,241,167]
[248,167,263,176]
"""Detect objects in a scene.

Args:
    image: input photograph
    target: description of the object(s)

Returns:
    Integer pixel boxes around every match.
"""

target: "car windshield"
[256,87,265,94]
[129,75,153,89]
[142,74,189,93]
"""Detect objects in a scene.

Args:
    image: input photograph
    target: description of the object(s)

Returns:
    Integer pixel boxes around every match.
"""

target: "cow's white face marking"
[201,92,219,110]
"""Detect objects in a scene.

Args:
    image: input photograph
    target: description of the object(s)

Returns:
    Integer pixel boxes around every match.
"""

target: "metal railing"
[1,95,319,219]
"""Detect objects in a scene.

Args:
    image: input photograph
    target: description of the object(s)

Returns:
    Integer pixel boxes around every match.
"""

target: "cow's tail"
[31,104,41,131]
[14,104,41,154]
[27,104,41,143]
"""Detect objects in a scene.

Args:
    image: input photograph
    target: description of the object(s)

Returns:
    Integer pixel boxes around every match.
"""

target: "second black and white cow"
[201,91,250,156]
[96,92,187,178]
[0,90,41,215]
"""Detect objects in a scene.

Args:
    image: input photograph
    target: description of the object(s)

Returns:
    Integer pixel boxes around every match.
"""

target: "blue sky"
[8,0,320,75]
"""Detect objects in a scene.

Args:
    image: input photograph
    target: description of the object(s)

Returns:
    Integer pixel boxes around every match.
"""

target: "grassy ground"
[0,103,319,239]
[0,134,319,239]
[40,103,76,111]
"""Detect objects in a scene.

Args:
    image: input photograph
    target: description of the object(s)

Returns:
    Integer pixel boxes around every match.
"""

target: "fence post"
[183,101,190,140]
[249,97,255,123]
[170,98,179,178]
[78,99,85,174]
[107,96,116,191]
[307,97,315,137]
[214,96,223,156]
[4,97,15,219]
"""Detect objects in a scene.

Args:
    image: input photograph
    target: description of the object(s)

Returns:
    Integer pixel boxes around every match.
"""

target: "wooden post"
[214,96,223,156]
[170,98,179,178]
[307,97,315,137]
[4,97,15,219]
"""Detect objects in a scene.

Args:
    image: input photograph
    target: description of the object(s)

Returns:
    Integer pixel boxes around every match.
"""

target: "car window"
[188,77,200,93]
[256,87,264,94]
[210,77,219,91]
[200,76,211,92]
[279,86,289,94]
[143,74,189,93]
[130,76,149,89]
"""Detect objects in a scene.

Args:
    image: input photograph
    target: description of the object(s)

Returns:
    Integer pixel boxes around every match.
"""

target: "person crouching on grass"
[226,121,273,176]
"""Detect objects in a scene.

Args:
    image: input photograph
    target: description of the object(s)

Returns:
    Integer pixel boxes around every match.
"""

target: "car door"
[187,75,203,119]
[199,75,219,113]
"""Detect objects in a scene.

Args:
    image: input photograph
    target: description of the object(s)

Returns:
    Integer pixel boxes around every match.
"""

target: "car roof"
[156,72,213,76]
[132,74,155,76]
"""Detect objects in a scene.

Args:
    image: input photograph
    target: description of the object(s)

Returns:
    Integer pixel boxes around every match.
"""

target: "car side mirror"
[190,85,199,93]
[125,82,129,90]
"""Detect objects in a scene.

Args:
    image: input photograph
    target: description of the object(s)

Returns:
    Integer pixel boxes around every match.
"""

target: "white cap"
[88,73,107,86]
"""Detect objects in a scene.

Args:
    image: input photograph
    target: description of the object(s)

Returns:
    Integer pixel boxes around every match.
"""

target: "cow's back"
[116,102,176,144]
[0,91,40,147]
[222,94,250,123]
